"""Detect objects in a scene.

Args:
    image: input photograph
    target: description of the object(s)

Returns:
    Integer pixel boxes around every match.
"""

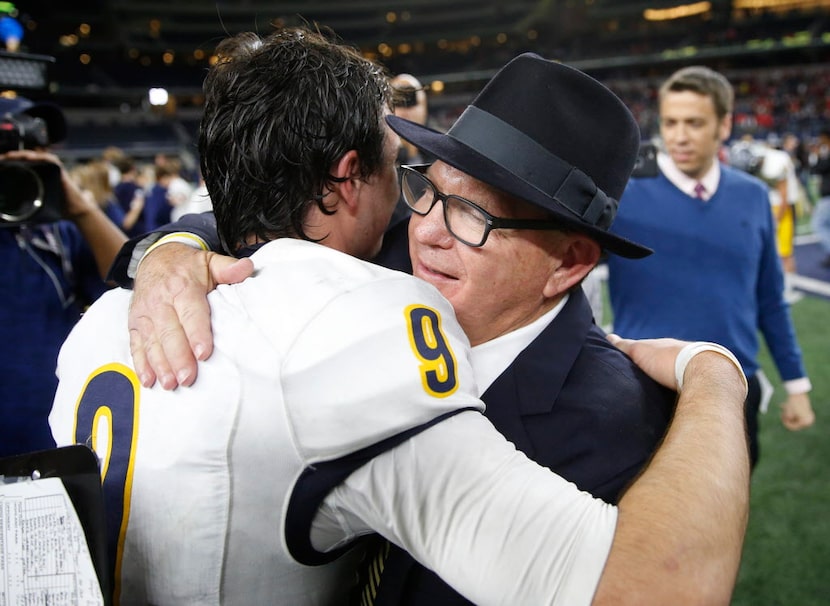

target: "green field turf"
[732,293,829,605]
[600,280,828,604]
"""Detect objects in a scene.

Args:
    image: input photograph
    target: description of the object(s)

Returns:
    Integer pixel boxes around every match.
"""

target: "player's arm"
[108,213,245,388]
[316,339,749,605]
[127,243,252,389]
[594,337,750,605]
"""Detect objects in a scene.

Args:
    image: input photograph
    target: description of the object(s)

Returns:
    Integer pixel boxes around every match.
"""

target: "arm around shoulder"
[593,346,750,605]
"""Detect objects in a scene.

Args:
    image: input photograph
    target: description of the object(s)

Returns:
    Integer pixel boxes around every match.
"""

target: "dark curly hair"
[199,27,392,253]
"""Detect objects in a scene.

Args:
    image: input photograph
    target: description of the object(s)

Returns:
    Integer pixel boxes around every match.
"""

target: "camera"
[0,49,65,227]
[631,142,659,178]
[0,160,63,224]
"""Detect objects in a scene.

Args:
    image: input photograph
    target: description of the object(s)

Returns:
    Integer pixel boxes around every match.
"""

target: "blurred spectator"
[101,145,126,188]
[171,174,212,221]
[0,97,127,457]
[72,160,144,235]
[782,132,814,207]
[389,73,430,229]
[809,130,830,268]
[113,155,148,236]
[751,136,802,300]
[391,73,429,166]
[143,155,193,232]
[728,134,807,283]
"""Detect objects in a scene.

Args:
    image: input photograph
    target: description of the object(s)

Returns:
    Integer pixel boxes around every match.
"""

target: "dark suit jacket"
[110,214,675,605]
[368,221,676,605]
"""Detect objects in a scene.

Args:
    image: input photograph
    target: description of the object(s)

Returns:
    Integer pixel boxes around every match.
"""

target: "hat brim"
[387,114,651,259]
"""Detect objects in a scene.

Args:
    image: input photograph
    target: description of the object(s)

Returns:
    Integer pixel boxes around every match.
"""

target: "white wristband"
[674,342,748,393]
[130,232,209,278]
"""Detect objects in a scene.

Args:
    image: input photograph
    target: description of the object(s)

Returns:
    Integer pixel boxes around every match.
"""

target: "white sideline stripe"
[594,263,828,296]
[795,233,820,246]
[791,274,830,298]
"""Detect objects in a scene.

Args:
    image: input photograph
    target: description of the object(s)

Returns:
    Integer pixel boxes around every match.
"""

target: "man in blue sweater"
[608,66,815,468]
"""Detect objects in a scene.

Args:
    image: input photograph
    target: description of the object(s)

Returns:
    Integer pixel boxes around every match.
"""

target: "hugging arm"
[109,212,251,388]
[317,340,749,605]
[116,222,751,602]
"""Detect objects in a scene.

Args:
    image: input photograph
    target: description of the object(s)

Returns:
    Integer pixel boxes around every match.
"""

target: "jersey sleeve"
[318,410,617,606]
[279,272,484,464]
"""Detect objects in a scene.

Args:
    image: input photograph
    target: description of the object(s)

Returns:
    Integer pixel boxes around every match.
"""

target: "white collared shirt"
[657,152,720,201]
[471,294,569,394]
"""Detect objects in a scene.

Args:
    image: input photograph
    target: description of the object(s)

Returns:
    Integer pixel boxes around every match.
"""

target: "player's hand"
[607,334,686,390]
[780,392,816,431]
[610,334,747,402]
[128,243,253,389]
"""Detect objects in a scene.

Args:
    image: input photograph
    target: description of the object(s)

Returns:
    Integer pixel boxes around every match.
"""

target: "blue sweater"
[607,165,806,380]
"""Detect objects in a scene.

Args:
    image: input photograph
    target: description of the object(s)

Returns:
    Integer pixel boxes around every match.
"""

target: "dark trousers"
[746,373,761,470]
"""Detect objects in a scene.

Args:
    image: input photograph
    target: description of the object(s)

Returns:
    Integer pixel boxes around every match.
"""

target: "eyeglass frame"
[399,164,567,247]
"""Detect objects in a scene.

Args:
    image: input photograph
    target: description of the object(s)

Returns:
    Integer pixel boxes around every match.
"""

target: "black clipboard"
[0,444,112,605]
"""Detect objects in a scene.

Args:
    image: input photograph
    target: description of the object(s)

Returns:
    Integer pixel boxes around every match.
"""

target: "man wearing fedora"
[103,48,747,602]
[0,96,126,457]
[361,53,680,604]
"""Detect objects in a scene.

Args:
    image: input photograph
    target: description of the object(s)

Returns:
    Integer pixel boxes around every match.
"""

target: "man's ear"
[719,112,733,143]
[329,150,362,214]
[543,234,601,297]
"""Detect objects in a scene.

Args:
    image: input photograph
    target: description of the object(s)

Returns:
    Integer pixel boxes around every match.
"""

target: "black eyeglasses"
[399,164,565,247]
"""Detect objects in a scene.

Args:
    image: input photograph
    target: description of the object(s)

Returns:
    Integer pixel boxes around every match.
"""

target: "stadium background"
[12,0,830,163]
[6,1,829,604]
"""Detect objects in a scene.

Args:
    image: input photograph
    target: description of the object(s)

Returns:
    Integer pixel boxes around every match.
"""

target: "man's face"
[353,121,401,259]
[659,90,731,180]
[407,161,568,346]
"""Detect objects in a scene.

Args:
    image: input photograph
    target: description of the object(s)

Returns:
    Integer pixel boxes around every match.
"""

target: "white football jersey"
[759,147,797,206]
[50,239,483,605]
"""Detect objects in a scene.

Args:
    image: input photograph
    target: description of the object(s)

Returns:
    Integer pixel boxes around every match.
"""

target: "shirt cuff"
[128,232,209,279]
[784,377,812,395]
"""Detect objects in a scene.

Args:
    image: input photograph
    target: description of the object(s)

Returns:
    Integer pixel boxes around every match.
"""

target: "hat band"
[446,105,616,228]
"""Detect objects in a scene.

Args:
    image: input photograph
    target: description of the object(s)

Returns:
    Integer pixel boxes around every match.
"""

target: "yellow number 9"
[405,305,459,398]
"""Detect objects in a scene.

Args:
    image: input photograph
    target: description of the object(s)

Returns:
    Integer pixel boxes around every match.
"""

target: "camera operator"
[0,96,127,457]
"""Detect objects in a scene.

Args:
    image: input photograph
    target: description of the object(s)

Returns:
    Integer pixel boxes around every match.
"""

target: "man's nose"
[411,199,454,248]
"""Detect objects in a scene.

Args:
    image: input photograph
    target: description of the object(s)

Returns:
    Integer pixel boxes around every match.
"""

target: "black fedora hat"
[387,53,651,258]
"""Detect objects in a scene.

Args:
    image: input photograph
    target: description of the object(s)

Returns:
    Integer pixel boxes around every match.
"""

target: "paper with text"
[0,477,104,605]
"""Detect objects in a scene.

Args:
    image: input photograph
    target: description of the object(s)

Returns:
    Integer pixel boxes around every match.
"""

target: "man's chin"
[671,156,700,175]
[416,271,456,300]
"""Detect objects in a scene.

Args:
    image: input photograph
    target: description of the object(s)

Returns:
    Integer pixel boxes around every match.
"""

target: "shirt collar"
[470,294,569,394]
[657,151,720,201]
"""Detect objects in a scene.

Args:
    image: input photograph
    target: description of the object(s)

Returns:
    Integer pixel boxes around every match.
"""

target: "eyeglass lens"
[401,168,489,247]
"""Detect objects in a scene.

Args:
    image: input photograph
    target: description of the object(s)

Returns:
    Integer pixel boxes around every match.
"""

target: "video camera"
[0,50,65,226]
[631,142,659,178]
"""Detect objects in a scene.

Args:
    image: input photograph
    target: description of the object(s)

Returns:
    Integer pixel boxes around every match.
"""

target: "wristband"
[131,232,209,278]
[144,232,208,257]
[674,342,747,393]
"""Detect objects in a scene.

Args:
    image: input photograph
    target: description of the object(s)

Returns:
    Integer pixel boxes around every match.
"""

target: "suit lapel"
[480,289,594,456]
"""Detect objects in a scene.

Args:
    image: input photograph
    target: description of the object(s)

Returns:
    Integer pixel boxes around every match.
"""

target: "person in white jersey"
[50,27,749,605]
